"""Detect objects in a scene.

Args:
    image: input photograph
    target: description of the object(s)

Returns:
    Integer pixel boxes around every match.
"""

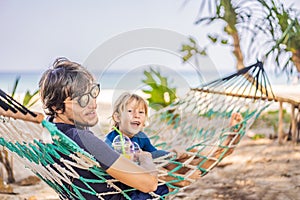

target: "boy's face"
[118,99,146,137]
[56,84,99,128]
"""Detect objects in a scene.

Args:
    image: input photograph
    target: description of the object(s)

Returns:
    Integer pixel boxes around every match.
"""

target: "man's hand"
[138,151,157,176]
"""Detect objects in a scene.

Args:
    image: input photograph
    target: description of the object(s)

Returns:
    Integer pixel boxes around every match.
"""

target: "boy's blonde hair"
[112,92,148,128]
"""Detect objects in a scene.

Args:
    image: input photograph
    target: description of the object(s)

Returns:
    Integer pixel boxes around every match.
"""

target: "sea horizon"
[0,69,296,94]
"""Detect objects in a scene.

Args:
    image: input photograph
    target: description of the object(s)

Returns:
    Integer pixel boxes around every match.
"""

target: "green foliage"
[207,34,229,45]
[185,0,254,70]
[252,109,290,133]
[208,35,218,43]
[186,0,300,75]
[251,0,300,75]
[142,68,177,111]
[23,90,39,108]
[11,76,40,108]
[220,0,238,33]
[194,0,252,39]
[251,133,266,140]
[11,76,20,98]
[181,37,207,62]
[259,0,300,51]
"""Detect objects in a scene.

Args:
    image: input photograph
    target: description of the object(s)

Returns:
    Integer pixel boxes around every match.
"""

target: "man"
[39,57,158,200]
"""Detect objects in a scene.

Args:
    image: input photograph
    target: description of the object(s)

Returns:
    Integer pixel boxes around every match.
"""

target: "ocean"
[0,69,293,95]
[0,70,211,94]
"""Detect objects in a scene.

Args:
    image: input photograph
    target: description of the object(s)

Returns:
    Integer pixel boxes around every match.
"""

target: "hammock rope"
[145,61,275,188]
[0,61,275,199]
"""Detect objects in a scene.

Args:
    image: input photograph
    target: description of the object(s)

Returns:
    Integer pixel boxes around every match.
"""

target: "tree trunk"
[291,49,300,73]
[231,29,271,97]
[0,177,13,194]
[0,149,15,184]
[231,31,245,70]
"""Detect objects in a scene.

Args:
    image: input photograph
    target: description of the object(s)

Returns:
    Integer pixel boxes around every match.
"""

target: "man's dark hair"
[39,57,95,117]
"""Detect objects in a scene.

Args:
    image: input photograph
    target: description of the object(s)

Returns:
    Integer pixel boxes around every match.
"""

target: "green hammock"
[0,61,275,199]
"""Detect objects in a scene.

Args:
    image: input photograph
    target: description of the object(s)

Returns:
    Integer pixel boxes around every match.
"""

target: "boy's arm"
[138,132,157,152]
[137,132,169,158]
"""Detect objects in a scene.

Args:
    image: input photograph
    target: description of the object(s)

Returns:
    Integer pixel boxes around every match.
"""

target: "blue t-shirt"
[105,130,168,159]
[54,122,129,200]
[105,130,169,199]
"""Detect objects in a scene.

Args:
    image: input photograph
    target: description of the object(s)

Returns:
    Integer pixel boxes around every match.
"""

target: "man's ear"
[52,106,63,114]
[113,112,120,122]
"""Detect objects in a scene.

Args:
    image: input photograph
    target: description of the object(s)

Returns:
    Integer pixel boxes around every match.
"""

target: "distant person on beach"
[39,57,159,200]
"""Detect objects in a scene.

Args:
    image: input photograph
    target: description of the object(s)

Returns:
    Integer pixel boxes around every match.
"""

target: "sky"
[0,0,300,76]
[0,1,204,72]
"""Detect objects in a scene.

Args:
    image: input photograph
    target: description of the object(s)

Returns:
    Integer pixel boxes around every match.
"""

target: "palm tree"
[251,0,300,76]
[183,0,300,78]
[181,0,274,96]
[192,0,260,70]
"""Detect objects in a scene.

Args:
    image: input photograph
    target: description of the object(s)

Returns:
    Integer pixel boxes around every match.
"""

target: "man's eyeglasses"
[66,84,100,108]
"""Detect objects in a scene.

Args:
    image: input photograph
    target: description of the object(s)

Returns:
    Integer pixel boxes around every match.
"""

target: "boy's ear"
[113,112,120,122]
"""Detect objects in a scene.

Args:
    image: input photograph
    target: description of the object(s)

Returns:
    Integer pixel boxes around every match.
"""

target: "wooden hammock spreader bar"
[0,89,44,124]
[276,95,300,106]
[0,106,44,124]
[192,88,275,101]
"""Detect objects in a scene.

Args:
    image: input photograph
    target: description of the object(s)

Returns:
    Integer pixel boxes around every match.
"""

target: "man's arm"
[78,131,158,193]
[107,153,158,193]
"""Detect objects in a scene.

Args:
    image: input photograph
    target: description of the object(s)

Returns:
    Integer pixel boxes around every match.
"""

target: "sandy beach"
[1,134,299,200]
[0,89,299,200]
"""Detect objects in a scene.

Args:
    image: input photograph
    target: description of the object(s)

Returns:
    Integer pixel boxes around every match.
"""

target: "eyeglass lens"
[78,84,100,107]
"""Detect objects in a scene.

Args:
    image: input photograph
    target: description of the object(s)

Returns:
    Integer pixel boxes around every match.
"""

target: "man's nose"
[88,97,97,108]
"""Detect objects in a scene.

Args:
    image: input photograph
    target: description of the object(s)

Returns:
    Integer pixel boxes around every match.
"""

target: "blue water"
[0,70,205,94]
[0,69,292,94]
[0,72,42,94]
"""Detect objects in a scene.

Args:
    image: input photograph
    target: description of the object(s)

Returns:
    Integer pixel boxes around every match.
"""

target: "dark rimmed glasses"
[71,83,100,108]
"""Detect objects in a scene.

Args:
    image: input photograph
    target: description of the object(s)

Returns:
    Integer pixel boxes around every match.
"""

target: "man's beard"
[70,117,98,129]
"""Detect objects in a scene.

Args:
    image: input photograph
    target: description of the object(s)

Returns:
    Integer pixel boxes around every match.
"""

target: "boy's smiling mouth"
[131,121,141,127]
